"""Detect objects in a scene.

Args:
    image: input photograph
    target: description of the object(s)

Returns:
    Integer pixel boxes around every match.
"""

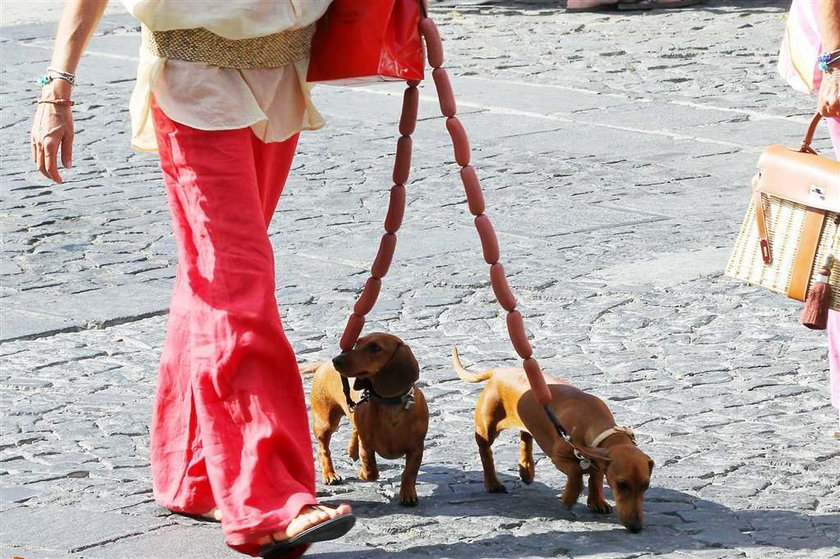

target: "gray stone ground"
[1,0,839,557]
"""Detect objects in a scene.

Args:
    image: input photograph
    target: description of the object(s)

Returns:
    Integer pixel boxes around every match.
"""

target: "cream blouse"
[122,0,332,152]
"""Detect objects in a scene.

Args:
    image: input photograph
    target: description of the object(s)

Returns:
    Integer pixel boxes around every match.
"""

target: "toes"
[324,473,343,485]
[286,507,330,536]
[399,487,419,506]
[588,501,612,514]
[518,465,534,484]
[485,481,507,493]
[263,503,354,544]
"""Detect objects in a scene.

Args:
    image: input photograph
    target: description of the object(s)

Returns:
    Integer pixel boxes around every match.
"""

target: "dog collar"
[589,426,636,448]
[361,386,416,410]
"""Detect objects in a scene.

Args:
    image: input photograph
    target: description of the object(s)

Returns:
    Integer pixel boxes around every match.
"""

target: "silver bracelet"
[38,67,76,87]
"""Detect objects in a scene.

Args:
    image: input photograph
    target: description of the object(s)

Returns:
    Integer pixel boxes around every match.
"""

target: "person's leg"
[150,106,330,555]
[827,117,840,431]
[252,131,299,228]
[150,109,216,518]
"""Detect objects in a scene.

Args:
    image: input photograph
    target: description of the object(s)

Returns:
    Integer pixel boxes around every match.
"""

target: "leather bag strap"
[788,207,827,301]
[799,113,823,155]
[753,188,772,264]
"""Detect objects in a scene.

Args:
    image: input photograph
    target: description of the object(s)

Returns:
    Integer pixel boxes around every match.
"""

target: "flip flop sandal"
[259,508,357,559]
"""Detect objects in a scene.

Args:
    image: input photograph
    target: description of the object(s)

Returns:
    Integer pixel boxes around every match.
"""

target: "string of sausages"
[338,12,554,410]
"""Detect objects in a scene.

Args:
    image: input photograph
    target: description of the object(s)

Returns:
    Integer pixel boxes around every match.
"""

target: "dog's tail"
[298,362,321,376]
[452,345,494,383]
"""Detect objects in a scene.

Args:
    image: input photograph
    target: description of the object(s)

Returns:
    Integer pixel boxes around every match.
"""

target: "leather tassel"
[800,264,832,330]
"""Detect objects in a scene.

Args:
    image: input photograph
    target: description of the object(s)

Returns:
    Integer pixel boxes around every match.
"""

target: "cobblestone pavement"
[2,1,839,557]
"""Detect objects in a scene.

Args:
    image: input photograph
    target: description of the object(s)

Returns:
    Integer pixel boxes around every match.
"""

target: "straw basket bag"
[725,113,840,316]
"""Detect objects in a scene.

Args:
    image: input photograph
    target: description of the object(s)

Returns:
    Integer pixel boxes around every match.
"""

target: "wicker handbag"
[725,113,840,319]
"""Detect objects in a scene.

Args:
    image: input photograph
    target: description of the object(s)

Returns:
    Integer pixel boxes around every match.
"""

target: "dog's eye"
[366,343,380,353]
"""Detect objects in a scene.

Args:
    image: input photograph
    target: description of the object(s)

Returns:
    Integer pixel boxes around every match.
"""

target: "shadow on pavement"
[434,0,790,12]
[316,465,838,557]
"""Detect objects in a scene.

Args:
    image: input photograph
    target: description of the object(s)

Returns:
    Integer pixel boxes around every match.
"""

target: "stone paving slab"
[1,506,171,555]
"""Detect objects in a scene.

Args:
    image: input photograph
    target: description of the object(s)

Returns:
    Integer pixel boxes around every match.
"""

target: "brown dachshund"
[452,346,653,532]
[304,333,428,506]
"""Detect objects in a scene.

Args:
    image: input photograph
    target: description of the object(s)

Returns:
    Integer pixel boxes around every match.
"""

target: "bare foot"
[257,504,353,545]
[201,508,222,521]
[169,507,222,522]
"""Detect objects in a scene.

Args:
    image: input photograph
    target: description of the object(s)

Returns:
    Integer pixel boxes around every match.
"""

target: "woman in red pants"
[30,1,355,556]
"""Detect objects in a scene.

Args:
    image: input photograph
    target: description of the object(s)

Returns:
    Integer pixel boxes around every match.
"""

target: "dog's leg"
[313,405,344,485]
[399,447,423,507]
[558,463,584,510]
[586,469,612,513]
[357,440,379,482]
[347,427,359,462]
[476,423,506,493]
[518,431,535,484]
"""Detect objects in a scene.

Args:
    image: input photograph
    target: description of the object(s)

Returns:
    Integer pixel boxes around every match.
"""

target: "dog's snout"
[332,354,346,369]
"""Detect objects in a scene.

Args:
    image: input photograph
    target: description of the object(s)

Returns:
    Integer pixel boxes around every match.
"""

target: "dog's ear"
[353,377,373,392]
[371,344,419,397]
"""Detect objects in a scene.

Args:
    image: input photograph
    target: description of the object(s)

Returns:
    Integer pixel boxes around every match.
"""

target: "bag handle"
[800,112,824,155]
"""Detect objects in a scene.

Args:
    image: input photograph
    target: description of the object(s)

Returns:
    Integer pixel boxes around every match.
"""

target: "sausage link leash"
[336,8,584,461]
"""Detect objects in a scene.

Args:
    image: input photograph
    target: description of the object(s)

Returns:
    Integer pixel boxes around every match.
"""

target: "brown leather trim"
[788,208,826,301]
[753,189,772,264]
[756,146,840,213]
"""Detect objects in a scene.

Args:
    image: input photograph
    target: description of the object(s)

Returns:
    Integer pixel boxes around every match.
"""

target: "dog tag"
[579,458,591,471]
[403,391,416,410]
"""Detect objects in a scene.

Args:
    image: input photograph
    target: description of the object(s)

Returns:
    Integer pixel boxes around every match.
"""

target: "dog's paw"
[560,492,578,510]
[358,468,379,482]
[587,499,613,514]
[485,480,508,494]
[399,488,419,507]
[323,472,343,485]
[518,463,535,484]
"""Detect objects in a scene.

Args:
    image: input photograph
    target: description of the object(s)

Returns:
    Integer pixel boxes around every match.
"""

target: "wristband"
[38,68,76,87]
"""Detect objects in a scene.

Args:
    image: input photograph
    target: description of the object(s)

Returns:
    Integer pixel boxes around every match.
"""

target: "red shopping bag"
[307,0,425,84]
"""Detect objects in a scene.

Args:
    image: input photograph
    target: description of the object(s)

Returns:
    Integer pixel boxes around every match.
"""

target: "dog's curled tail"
[451,345,493,383]
[298,362,321,376]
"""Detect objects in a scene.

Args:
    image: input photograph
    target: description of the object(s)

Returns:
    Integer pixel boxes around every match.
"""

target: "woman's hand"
[31,81,74,184]
[27,0,110,184]
[818,68,840,118]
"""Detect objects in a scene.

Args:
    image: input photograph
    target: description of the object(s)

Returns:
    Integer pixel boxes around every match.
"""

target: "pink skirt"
[828,117,839,409]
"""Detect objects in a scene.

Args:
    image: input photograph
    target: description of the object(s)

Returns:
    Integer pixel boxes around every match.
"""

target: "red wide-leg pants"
[149,103,316,555]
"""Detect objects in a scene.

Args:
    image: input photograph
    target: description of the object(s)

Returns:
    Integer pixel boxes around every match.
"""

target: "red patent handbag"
[307,0,425,84]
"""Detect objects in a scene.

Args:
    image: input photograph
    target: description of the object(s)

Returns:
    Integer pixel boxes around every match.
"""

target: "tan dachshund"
[452,346,653,532]
[303,333,428,506]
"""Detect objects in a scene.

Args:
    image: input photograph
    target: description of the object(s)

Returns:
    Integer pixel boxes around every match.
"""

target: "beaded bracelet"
[818,49,840,72]
[37,98,75,106]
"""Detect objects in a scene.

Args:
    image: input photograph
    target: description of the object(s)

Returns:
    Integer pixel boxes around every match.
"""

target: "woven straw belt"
[142,24,315,69]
